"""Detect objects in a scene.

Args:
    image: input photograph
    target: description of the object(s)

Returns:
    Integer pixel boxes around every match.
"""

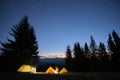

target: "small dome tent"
[45,66,55,74]
[17,65,36,73]
[59,67,68,74]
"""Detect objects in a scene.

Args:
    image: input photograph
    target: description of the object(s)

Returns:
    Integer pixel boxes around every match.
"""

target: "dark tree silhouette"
[84,42,90,57]
[66,45,72,59]
[107,34,115,54]
[97,42,109,71]
[0,16,38,71]
[73,42,81,59]
[98,42,107,58]
[65,45,72,71]
[90,36,98,54]
[112,30,120,63]
[89,36,98,71]
[112,30,120,48]
[73,42,80,71]
[107,30,120,71]
[73,42,86,71]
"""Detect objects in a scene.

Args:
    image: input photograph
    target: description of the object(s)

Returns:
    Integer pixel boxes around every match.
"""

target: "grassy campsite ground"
[0,72,120,80]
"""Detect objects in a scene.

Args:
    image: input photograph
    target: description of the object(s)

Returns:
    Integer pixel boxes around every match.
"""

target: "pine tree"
[112,30,120,49]
[66,45,72,59]
[107,34,115,54]
[84,42,90,57]
[98,42,107,58]
[89,36,98,71]
[0,16,38,71]
[73,42,81,60]
[90,36,98,55]
[65,45,72,71]
[111,30,120,66]
[112,30,120,58]
[107,31,120,71]
[73,42,85,71]
[98,42,108,63]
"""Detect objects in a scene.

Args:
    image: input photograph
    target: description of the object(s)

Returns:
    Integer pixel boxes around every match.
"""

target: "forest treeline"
[65,30,120,72]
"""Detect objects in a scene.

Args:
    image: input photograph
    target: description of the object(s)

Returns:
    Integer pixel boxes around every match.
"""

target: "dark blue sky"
[0,0,120,57]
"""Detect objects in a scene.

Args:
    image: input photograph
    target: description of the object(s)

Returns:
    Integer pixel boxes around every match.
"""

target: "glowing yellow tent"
[17,65,32,72]
[59,67,68,74]
[45,66,55,74]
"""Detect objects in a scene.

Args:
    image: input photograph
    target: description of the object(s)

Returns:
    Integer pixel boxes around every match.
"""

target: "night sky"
[0,0,120,57]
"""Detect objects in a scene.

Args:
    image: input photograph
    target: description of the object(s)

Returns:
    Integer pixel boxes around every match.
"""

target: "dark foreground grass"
[0,72,120,80]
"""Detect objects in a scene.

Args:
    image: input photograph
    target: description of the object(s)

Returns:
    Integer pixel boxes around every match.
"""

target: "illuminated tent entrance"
[17,65,36,73]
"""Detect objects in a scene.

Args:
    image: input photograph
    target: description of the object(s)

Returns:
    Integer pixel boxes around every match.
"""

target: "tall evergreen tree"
[111,30,120,66]
[84,42,90,57]
[65,45,72,71]
[90,36,98,55]
[112,30,120,49]
[73,42,81,59]
[107,34,115,54]
[66,45,72,59]
[98,42,107,58]
[107,31,120,71]
[73,42,85,71]
[0,16,38,71]
[112,30,120,57]
[89,36,98,71]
